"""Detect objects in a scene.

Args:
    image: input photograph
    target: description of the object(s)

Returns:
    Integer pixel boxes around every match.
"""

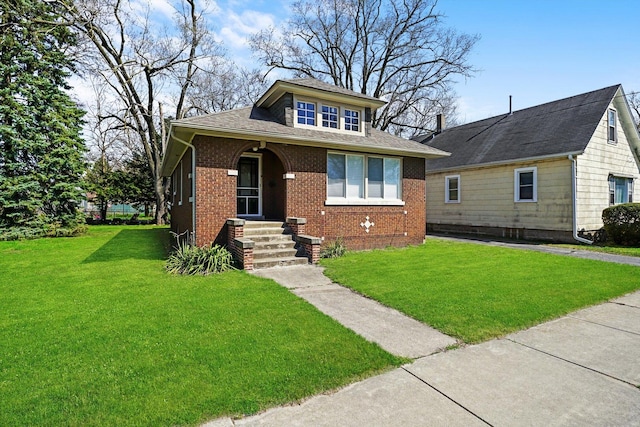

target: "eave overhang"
[161,123,450,177]
[256,80,386,110]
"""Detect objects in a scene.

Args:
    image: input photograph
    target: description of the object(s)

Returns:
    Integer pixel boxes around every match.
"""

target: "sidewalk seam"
[401,367,494,427]
[567,313,640,337]
[506,339,639,388]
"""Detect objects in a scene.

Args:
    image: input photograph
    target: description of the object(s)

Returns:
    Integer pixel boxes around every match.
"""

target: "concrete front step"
[243,220,286,228]
[247,235,294,243]
[254,240,297,250]
[253,256,309,269]
[243,227,291,237]
[241,220,308,269]
[254,248,299,260]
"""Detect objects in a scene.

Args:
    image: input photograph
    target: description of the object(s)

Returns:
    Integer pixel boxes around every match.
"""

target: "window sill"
[514,199,537,203]
[325,199,405,206]
[445,200,460,204]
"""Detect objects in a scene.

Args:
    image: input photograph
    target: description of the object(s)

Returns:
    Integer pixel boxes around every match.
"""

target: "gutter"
[427,151,583,174]
[171,122,449,159]
[568,154,593,245]
[170,129,197,242]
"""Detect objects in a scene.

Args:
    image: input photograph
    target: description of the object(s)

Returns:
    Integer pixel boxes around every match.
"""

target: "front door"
[237,155,261,217]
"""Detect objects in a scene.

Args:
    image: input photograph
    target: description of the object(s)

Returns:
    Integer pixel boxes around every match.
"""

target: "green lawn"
[0,226,401,426]
[321,239,640,343]
[550,242,640,257]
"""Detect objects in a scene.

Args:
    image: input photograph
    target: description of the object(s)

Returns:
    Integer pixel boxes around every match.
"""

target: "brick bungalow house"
[161,78,448,268]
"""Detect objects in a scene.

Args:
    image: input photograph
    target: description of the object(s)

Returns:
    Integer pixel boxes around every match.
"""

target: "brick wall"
[169,148,194,240]
[193,136,243,246]
[176,135,427,250]
[282,145,426,250]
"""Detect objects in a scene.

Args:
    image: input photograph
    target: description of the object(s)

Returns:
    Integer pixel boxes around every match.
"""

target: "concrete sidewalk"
[207,290,640,426]
[252,265,457,359]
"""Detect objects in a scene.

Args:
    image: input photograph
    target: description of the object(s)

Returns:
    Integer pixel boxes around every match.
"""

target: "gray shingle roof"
[417,85,621,171]
[280,78,384,103]
[173,106,449,158]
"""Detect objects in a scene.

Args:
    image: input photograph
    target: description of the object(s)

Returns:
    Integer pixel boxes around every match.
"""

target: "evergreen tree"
[120,152,156,218]
[0,0,87,239]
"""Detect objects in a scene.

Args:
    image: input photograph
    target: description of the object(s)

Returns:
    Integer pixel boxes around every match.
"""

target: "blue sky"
[211,0,640,123]
[437,0,640,122]
[73,0,640,126]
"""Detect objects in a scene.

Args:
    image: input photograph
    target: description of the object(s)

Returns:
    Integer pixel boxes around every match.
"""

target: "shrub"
[166,240,236,275]
[321,237,346,258]
[602,203,640,246]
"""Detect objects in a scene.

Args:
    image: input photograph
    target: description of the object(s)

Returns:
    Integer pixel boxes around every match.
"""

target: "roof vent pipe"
[436,114,445,133]
[509,95,513,115]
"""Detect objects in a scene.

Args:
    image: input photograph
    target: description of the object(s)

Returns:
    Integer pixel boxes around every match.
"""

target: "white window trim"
[514,167,537,203]
[343,108,362,133]
[293,95,365,135]
[445,174,461,203]
[295,98,316,128]
[326,151,404,205]
[609,175,634,205]
[321,104,339,129]
[608,108,617,144]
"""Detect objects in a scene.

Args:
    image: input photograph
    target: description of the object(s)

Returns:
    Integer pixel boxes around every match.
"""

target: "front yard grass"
[549,242,640,257]
[321,238,640,344]
[0,226,401,426]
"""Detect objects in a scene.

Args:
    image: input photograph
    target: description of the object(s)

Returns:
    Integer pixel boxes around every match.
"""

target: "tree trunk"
[154,176,168,225]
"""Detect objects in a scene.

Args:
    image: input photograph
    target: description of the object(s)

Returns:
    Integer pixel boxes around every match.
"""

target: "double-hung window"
[445,175,460,203]
[327,153,401,202]
[344,109,360,132]
[322,105,338,129]
[514,167,537,202]
[608,109,617,143]
[297,101,316,126]
[609,175,633,205]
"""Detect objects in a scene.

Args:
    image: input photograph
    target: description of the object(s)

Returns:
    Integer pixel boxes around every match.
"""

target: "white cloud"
[216,9,277,50]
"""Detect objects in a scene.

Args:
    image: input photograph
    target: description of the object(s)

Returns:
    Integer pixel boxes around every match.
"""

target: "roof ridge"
[422,85,624,171]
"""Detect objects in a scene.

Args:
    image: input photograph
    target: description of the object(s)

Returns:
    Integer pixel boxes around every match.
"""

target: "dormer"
[255,78,386,137]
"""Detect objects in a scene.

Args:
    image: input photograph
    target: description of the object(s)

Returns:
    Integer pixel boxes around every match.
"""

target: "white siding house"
[418,85,640,243]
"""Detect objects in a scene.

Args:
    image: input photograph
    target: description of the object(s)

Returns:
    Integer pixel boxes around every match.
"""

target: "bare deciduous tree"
[629,91,640,132]
[184,64,270,116]
[57,0,223,224]
[250,0,478,137]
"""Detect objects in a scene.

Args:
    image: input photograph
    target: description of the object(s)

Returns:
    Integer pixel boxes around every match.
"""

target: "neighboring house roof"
[162,79,449,176]
[417,85,637,172]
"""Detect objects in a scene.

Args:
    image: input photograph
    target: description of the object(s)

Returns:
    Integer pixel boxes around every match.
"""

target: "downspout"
[171,131,197,243]
[568,154,593,244]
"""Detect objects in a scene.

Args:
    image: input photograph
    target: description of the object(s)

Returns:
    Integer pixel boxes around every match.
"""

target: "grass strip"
[321,239,640,343]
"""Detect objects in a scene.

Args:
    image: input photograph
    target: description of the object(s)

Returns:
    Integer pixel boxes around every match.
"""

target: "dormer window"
[345,109,360,132]
[293,96,364,135]
[322,105,338,129]
[297,101,316,126]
